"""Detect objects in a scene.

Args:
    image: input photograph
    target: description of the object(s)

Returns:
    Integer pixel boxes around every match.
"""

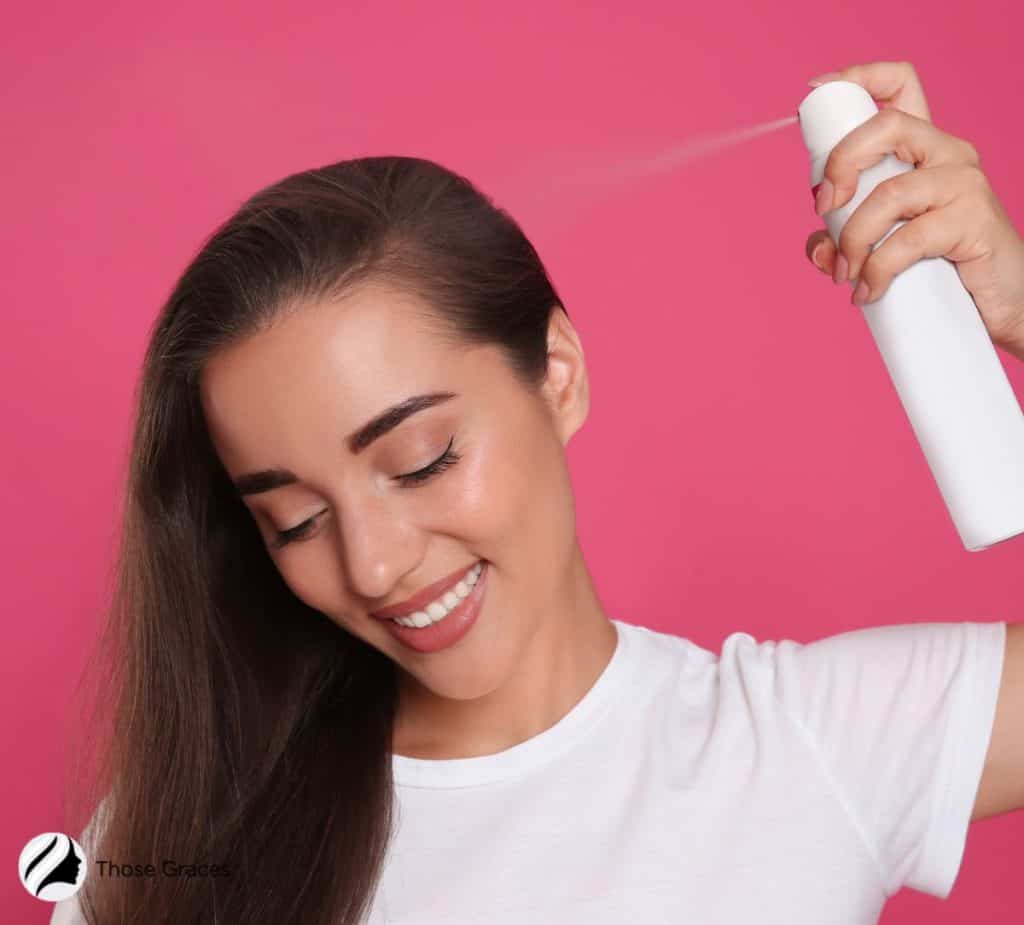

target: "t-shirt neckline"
[391,618,634,789]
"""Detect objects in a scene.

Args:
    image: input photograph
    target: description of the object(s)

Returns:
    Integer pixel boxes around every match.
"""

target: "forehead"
[199,283,469,468]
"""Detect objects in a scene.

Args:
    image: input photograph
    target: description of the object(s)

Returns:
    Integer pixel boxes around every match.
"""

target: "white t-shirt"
[52,617,1007,925]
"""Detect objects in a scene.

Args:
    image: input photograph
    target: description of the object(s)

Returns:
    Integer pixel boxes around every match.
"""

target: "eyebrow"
[231,390,458,498]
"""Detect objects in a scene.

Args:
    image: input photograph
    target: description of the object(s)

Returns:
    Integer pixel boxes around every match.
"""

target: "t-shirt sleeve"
[760,620,1006,900]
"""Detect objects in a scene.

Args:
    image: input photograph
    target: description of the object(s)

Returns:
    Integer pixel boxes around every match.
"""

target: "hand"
[804,60,1024,361]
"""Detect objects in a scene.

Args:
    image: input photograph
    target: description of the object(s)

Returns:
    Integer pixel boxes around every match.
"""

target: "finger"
[806,231,835,272]
[810,60,931,122]
[823,108,980,213]
[850,205,967,305]
[836,164,969,283]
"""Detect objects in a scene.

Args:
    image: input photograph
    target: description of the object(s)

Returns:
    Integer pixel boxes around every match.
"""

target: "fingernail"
[832,253,848,284]
[851,280,869,306]
[814,178,834,216]
[810,242,825,270]
[808,71,841,87]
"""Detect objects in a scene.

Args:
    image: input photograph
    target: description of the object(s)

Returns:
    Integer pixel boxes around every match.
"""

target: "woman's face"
[200,280,590,703]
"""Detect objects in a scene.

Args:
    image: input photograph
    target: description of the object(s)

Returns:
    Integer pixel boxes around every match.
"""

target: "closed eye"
[395,435,460,486]
[271,436,462,549]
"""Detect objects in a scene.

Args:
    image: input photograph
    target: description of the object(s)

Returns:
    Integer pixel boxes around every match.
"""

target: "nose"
[334,490,419,603]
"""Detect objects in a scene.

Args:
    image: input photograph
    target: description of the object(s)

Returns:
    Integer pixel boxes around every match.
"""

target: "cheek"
[455,426,533,534]
[243,516,330,612]
[455,419,574,553]
[274,546,343,618]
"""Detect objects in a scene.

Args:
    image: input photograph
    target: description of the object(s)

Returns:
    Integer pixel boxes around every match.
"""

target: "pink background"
[4,1,1022,921]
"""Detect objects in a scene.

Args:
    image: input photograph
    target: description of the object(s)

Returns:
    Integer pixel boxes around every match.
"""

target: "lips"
[369,560,482,620]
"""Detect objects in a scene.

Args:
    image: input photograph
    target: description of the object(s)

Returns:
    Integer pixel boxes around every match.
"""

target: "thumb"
[806,230,834,273]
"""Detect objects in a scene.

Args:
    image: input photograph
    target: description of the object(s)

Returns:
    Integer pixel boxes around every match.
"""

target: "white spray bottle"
[797,81,1024,551]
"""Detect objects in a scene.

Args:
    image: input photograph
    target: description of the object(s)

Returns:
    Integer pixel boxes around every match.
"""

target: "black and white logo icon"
[18,833,88,902]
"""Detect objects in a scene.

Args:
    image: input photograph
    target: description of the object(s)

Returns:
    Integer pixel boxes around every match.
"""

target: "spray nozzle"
[797,81,878,161]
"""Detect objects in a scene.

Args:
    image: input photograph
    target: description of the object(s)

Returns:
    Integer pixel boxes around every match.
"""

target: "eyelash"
[271,437,462,550]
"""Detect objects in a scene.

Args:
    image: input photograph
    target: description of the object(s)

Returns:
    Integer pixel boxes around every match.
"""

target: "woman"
[53,61,1023,924]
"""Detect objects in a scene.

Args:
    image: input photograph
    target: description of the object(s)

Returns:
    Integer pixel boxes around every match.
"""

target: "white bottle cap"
[797,81,879,162]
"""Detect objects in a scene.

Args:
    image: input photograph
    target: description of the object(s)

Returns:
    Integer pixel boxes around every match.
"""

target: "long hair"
[66,156,567,924]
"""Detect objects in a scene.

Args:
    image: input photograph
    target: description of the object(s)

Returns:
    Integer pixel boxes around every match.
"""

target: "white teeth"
[391,561,484,629]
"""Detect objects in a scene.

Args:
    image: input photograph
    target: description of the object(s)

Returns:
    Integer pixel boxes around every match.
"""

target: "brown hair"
[67,156,567,923]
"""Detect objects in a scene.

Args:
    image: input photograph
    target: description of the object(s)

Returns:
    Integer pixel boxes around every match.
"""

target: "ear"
[540,307,589,445]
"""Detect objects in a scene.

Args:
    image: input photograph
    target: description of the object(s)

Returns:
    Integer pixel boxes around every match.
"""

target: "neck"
[391,542,617,760]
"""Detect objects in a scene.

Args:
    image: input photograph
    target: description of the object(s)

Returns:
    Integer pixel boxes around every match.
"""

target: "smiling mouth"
[369,559,484,623]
